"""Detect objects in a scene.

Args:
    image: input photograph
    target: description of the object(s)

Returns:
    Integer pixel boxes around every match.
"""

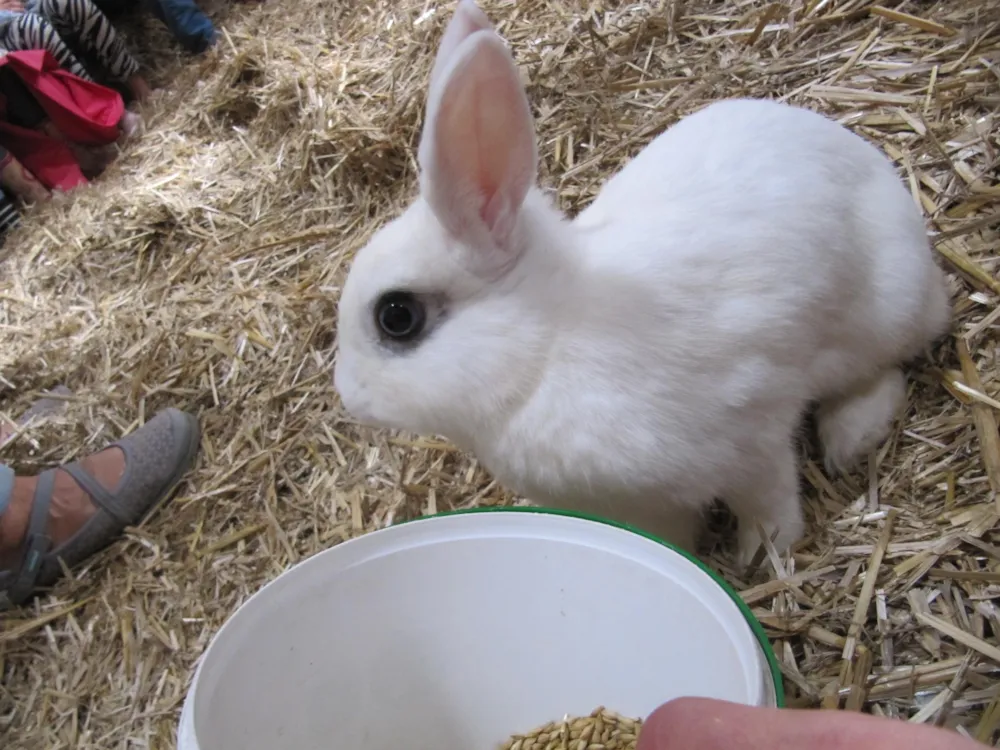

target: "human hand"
[0,156,50,204]
[636,697,985,750]
[0,0,26,13]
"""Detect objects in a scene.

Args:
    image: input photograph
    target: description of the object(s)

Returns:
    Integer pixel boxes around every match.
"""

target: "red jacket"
[0,49,124,190]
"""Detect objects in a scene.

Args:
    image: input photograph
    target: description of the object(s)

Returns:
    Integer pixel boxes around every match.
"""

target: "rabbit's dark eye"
[375,291,426,342]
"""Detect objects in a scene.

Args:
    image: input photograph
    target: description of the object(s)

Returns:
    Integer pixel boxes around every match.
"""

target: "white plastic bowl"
[178,508,783,750]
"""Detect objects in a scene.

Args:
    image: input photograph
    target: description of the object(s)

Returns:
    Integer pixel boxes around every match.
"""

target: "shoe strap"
[62,460,129,526]
[3,468,55,607]
[0,463,13,519]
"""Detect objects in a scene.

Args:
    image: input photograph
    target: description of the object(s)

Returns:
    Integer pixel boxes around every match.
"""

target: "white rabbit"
[334,0,951,564]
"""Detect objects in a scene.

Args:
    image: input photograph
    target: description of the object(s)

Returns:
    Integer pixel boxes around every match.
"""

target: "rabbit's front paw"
[736,518,803,568]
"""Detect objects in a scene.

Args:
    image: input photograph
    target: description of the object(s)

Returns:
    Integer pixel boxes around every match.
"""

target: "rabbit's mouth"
[333,362,395,431]
[338,394,387,431]
[333,363,368,420]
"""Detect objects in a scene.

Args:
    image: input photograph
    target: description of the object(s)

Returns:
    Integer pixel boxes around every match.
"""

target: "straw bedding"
[0,0,997,747]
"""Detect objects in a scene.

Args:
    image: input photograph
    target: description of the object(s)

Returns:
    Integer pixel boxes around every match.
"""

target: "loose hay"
[0,0,998,748]
[499,708,642,750]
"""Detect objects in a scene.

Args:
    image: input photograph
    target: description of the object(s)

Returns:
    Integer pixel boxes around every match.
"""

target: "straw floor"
[0,0,998,746]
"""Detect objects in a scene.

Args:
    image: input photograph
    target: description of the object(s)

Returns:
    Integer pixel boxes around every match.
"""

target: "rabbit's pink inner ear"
[428,0,493,97]
[422,32,537,260]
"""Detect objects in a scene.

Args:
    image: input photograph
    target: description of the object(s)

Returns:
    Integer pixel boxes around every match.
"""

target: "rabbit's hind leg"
[816,367,906,475]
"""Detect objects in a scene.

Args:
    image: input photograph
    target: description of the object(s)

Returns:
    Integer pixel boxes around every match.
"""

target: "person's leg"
[0,408,200,608]
[142,0,215,54]
[31,0,151,100]
[0,13,92,80]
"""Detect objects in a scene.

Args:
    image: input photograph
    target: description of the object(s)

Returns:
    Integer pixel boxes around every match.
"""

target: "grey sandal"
[0,408,200,609]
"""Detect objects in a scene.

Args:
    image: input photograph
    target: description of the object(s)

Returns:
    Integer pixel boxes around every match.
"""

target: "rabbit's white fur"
[334,0,951,563]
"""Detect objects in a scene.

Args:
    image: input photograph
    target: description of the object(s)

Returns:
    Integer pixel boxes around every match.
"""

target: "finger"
[636,697,984,750]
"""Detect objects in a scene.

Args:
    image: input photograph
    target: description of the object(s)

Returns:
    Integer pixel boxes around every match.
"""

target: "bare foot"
[0,449,125,571]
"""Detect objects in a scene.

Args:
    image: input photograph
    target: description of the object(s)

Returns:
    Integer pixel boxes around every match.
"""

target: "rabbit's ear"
[428,0,493,99]
[418,28,537,272]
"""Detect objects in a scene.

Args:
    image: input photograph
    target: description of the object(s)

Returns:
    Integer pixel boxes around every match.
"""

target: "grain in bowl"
[499,707,642,750]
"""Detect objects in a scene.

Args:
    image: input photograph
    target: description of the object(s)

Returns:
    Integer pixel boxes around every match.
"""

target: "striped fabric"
[0,0,139,83]
[0,12,92,80]
[0,193,20,237]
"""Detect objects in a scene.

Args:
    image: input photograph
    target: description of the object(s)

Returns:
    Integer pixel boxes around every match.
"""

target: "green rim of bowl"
[403,505,785,708]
